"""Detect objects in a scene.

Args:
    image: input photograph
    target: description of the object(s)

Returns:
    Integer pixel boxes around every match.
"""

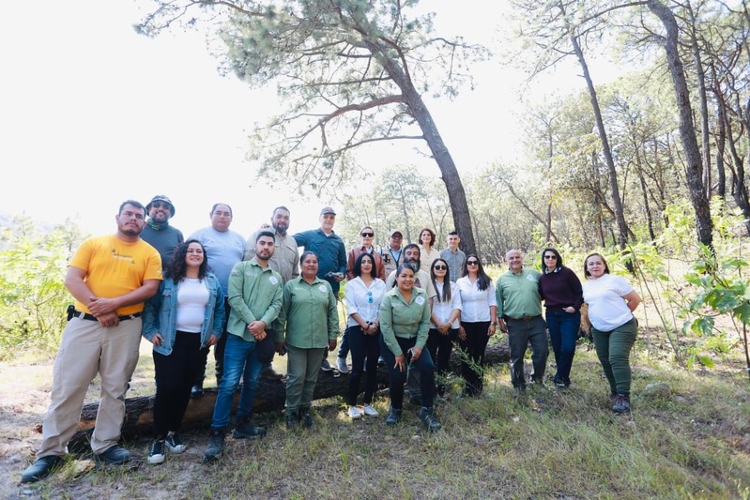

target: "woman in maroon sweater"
[538,248,583,388]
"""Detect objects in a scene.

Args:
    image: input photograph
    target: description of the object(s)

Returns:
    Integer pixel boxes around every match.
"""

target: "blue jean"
[545,309,581,385]
[210,334,263,430]
[379,335,435,409]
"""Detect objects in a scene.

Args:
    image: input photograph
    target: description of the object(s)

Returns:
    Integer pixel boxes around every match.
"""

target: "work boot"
[385,407,402,426]
[21,456,63,484]
[233,416,266,440]
[203,429,225,462]
[286,410,298,430]
[419,406,442,432]
[612,394,631,414]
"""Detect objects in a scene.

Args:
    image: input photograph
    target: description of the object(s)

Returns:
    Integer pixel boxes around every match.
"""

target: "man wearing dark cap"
[141,195,184,268]
[293,206,346,371]
[379,230,405,278]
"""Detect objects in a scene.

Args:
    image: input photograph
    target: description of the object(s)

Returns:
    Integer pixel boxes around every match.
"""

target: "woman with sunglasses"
[338,226,386,373]
[456,254,497,396]
[428,259,462,398]
[344,252,387,419]
[538,248,583,388]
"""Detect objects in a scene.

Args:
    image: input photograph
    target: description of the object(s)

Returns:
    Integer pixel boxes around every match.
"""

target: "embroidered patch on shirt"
[415,296,425,305]
[526,274,537,282]
[318,285,328,293]
[269,276,279,285]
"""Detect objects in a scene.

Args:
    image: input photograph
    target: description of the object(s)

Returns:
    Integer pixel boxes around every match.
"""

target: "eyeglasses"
[544,255,557,260]
[467,261,479,266]
[361,232,374,237]
[434,265,447,270]
[152,201,170,209]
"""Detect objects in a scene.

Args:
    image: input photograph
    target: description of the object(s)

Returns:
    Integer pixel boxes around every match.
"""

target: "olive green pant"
[285,345,326,414]
[591,317,638,396]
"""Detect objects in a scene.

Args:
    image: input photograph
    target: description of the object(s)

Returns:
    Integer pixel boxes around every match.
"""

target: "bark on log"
[57,342,510,452]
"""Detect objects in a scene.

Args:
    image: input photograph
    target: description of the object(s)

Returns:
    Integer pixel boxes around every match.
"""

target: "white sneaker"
[337,357,349,373]
[347,406,362,419]
[362,405,379,416]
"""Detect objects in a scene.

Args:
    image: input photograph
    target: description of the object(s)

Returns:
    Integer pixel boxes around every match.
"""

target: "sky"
[0,1,611,240]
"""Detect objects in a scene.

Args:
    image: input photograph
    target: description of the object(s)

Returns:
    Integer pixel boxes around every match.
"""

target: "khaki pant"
[38,316,142,457]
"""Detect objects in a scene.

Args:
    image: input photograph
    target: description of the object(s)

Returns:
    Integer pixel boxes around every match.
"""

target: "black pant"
[347,325,380,406]
[458,321,491,396]
[379,335,435,410]
[195,299,230,386]
[153,332,202,439]
[426,328,457,396]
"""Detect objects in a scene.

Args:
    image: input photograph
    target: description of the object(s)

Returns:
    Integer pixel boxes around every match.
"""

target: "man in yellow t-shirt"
[21,200,162,484]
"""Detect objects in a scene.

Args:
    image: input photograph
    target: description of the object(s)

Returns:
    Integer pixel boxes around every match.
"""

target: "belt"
[73,310,142,322]
[509,315,541,322]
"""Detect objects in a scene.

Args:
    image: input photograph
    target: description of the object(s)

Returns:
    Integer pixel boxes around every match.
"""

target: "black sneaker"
[191,383,204,398]
[21,456,63,484]
[165,433,186,454]
[419,406,442,432]
[233,422,267,440]
[612,395,631,414]
[385,407,402,426]
[147,440,165,465]
[94,445,131,466]
[203,430,225,462]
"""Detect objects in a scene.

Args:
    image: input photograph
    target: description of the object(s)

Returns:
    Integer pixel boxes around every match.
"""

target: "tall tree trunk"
[712,64,727,199]
[647,0,713,249]
[568,31,629,251]
[688,5,712,200]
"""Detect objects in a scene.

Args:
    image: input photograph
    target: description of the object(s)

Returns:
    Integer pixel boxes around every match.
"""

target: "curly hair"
[164,239,209,283]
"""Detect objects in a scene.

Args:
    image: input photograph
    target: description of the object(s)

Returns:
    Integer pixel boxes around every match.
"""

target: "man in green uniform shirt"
[496,249,548,391]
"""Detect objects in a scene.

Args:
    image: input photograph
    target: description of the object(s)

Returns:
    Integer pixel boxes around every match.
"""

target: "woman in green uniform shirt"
[379,264,442,432]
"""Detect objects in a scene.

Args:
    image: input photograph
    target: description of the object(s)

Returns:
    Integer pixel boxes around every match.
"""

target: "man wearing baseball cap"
[141,195,184,269]
[379,230,404,278]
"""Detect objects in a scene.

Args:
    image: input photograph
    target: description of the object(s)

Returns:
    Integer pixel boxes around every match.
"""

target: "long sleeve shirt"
[379,287,431,356]
[495,268,542,319]
[431,280,462,328]
[539,266,584,311]
[456,277,497,323]
[281,276,340,349]
[293,228,347,294]
[344,277,387,328]
[226,259,284,342]
[244,230,299,284]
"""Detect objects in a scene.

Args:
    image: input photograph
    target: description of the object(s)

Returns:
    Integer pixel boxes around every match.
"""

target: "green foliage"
[0,217,82,359]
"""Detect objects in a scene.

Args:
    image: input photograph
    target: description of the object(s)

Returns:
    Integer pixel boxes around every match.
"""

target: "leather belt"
[509,315,542,322]
[73,310,142,322]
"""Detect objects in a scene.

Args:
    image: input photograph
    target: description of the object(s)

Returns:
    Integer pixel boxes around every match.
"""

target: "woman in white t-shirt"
[582,253,641,414]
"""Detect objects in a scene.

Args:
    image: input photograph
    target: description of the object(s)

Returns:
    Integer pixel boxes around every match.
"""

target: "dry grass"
[3,333,750,499]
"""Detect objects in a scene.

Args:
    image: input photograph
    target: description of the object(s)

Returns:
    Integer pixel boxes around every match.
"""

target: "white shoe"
[362,405,379,416]
[337,357,349,373]
[347,406,362,419]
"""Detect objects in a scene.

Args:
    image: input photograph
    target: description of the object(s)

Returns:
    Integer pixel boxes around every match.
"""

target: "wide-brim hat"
[146,195,175,217]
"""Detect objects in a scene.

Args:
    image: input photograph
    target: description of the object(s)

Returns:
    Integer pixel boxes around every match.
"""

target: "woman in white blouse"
[344,253,387,419]
[428,258,462,398]
[456,254,497,396]
[418,227,440,272]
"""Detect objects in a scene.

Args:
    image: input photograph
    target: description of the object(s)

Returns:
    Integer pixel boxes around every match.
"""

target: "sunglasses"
[434,265,447,270]
[544,255,557,259]
[152,201,170,209]
[467,261,479,266]
[361,232,374,237]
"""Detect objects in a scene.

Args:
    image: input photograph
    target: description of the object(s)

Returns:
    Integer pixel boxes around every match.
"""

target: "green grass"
[11,343,750,499]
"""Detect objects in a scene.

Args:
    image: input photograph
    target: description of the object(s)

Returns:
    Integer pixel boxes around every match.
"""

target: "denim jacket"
[142,273,225,356]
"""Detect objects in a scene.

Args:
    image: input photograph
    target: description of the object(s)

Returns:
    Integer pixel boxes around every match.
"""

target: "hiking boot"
[203,430,225,462]
[419,406,442,432]
[233,418,267,440]
[608,393,618,405]
[385,407,402,426]
[286,410,298,430]
[147,440,165,465]
[94,445,131,466]
[337,357,349,373]
[21,456,63,484]
[612,395,631,414]
[300,408,314,428]
[165,433,186,454]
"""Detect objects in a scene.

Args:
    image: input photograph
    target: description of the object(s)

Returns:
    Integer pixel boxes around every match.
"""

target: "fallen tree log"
[51,341,510,452]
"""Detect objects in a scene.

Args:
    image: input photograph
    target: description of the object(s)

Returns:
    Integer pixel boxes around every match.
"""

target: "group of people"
[20,196,642,484]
